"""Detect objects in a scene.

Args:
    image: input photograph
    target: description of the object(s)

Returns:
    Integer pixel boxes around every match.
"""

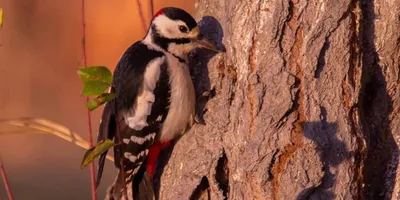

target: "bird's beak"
[193,34,223,52]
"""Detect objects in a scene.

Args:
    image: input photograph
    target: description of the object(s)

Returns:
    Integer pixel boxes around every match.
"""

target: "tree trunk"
[156,0,400,199]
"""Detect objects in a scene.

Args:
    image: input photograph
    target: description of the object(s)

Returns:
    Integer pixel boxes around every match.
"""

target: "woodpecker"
[96,7,222,200]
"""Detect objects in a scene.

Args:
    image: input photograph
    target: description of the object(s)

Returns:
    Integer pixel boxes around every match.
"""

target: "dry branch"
[0,118,114,162]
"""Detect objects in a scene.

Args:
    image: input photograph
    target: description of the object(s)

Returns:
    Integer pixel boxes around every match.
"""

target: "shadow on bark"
[297,0,398,199]
[152,16,225,200]
[358,0,398,199]
[297,111,353,200]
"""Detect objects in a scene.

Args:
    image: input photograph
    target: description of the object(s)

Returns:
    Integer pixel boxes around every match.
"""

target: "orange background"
[0,0,193,199]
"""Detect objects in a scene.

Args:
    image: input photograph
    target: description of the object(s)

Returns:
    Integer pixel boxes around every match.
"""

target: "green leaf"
[81,81,110,96]
[81,139,115,169]
[86,93,116,111]
[77,66,112,85]
[77,66,113,96]
[0,8,3,28]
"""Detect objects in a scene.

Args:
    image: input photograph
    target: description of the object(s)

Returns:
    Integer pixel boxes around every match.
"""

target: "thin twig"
[81,1,97,199]
[114,101,128,200]
[147,0,154,22]
[0,157,13,200]
[135,0,147,32]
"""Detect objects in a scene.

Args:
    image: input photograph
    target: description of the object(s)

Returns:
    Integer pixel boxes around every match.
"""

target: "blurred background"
[0,0,194,199]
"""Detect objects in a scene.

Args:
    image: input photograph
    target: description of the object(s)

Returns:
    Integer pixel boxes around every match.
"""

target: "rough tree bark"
[155,0,400,199]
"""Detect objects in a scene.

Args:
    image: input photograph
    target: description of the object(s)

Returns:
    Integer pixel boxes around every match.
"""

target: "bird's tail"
[105,166,155,200]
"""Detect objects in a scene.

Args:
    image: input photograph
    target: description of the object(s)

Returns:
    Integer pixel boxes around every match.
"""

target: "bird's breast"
[158,54,195,142]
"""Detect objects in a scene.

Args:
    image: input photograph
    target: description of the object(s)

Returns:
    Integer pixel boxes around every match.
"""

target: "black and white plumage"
[96,7,221,200]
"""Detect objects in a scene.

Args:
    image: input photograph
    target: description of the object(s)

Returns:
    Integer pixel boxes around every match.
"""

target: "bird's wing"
[95,97,116,189]
[95,41,170,197]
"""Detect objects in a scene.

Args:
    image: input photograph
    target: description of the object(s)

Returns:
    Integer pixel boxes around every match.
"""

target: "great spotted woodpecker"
[95,7,222,200]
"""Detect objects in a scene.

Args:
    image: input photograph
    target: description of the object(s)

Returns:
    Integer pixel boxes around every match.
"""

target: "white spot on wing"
[129,155,138,162]
[125,57,164,130]
[124,152,132,159]
[129,133,156,144]
[127,150,149,163]
[124,165,142,183]
[122,138,130,144]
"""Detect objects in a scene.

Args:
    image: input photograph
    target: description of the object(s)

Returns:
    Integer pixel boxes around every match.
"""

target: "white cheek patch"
[152,15,188,39]
[125,57,165,130]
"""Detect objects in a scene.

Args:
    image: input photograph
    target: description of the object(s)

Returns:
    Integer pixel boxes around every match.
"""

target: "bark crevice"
[314,38,330,79]
[189,176,211,200]
[215,149,229,199]
[358,0,398,199]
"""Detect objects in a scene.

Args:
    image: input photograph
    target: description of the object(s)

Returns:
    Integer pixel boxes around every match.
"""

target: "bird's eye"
[179,25,188,33]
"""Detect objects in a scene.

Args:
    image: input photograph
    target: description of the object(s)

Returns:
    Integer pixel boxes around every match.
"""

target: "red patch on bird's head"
[154,9,164,18]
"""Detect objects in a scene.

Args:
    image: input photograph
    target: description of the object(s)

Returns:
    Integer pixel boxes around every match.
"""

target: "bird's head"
[145,7,221,59]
